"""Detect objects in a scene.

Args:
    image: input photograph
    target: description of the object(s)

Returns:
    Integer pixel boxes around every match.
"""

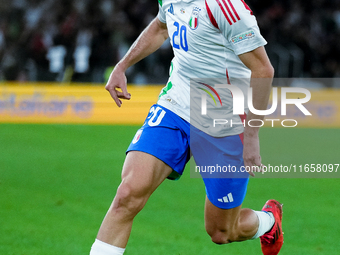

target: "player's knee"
[111,182,147,217]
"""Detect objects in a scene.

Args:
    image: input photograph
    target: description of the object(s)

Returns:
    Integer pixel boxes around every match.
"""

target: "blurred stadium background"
[0,0,339,82]
[0,0,339,255]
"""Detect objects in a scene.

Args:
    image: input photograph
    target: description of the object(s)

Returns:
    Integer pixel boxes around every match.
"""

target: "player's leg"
[190,128,279,248]
[91,104,191,255]
[204,196,284,255]
[202,176,275,244]
[90,151,173,255]
[99,151,172,245]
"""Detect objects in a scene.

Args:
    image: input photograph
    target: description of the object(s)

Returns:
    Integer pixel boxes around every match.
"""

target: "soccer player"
[90,0,283,254]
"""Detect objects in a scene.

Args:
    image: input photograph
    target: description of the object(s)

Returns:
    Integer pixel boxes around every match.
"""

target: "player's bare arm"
[238,46,274,176]
[106,18,168,107]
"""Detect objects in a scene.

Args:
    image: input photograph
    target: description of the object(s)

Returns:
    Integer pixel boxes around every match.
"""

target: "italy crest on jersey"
[188,7,201,30]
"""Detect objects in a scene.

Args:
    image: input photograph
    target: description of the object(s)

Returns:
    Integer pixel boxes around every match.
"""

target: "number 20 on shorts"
[147,106,166,127]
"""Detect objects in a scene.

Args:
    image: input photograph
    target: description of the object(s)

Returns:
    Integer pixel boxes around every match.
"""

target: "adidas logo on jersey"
[168,3,174,15]
[218,193,234,203]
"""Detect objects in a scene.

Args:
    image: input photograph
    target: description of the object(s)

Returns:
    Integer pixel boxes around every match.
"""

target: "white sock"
[90,239,125,255]
[251,211,275,239]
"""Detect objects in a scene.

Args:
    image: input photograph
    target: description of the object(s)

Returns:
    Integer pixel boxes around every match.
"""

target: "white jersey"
[156,0,267,136]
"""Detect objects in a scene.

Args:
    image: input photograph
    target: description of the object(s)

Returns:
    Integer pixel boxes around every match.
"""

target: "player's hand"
[105,65,131,107]
[243,134,263,177]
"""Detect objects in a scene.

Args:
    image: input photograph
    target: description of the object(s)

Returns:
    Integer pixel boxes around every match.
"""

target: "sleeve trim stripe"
[227,0,240,20]
[215,0,232,25]
[206,1,219,29]
[222,0,237,23]
[215,0,241,25]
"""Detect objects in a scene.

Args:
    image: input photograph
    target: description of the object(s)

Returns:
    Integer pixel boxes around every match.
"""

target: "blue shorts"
[127,104,249,209]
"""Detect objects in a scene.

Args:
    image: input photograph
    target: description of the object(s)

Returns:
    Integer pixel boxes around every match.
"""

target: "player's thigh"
[120,151,173,199]
[191,127,249,208]
[127,105,190,179]
[117,104,190,203]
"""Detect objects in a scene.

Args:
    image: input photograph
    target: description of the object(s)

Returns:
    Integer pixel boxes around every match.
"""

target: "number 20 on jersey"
[172,22,188,52]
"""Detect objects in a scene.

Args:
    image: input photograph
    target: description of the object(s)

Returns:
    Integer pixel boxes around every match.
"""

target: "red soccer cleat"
[260,200,284,255]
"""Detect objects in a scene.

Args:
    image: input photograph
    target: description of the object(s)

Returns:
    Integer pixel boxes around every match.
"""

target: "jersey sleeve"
[205,0,267,55]
[157,2,167,24]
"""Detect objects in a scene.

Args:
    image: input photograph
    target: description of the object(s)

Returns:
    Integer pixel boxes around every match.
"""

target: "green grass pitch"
[0,124,339,255]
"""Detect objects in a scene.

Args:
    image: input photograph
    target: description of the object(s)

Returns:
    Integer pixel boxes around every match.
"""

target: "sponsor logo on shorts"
[218,193,234,203]
[231,30,255,44]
